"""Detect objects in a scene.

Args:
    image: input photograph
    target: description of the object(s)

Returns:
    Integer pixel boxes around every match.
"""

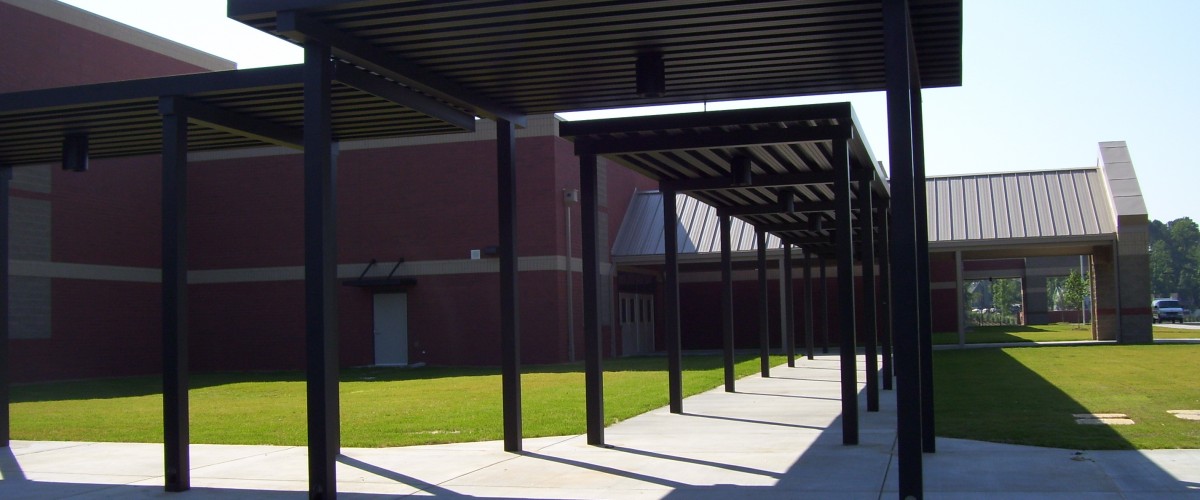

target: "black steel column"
[885,0,924,495]
[497,119,522,452]
[820,254,829,354]
[756,228,770,377]
[0,166,10,448]
[913,84,936,454]
[783,243,795,367]
[662,188,683,413]
[803,247,814,360]
[833,139,858,445]
[161,110,190,492]
[720,213,735,392]
[858,170,879,412]
[303,39,340,500]
[878,205,894,390]
[580,153,604,445]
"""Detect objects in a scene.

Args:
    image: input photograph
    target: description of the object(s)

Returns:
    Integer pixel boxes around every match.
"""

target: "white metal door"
[619,293,655,356]
[637,295,655,353]
[373,293,408,366]
[619,293,637,356]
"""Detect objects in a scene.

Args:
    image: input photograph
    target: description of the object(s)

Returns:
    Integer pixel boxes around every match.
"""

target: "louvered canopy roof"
[229,0,962,120]
[561,102,887,251]
[0,64,473,167]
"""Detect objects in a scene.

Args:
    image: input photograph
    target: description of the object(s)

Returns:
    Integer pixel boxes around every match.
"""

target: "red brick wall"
[931,288,959,333]
[962,258,1024,273]
[11,280,159,382]
[52,157,162,267]
[178,134,647,371]
[672,271,885,351]
[0,2,215,93]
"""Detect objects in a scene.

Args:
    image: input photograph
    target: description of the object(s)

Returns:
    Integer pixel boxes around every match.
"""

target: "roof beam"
[0,65,303,113]
[661,171,837,192]
[778,234,836,247]
[332,64,475,132]
[574,124,850,156]
[276,10,525,127]
[159,96,303,150]
[559,103,855,137]
[720,200,840,217]
[759,221,845,233]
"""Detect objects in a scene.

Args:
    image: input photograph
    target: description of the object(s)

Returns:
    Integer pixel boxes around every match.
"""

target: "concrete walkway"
[2,355,1198,498]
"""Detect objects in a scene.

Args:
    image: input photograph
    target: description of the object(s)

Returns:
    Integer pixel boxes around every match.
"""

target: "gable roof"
[613,166,1126,263]
[926,168,1117,249]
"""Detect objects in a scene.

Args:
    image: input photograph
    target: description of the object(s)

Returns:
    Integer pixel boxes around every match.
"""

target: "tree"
[1149,217,1200,306]
[990,278,1020,318]
[1046,276,1065,310]
[1061,268,1090,329]
[1149,240,1175,297]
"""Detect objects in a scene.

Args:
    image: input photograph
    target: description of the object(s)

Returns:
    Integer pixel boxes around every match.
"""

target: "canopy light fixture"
[730,156,752,186]
[62,132,89,172]
[636,51,665,98]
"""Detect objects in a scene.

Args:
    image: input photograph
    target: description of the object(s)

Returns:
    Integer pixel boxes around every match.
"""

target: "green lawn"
[932,323,1092,345]
[932,323,1200,345]
[935,344,1200,449]
[1154,325,1200,339]
[12,354,783,447]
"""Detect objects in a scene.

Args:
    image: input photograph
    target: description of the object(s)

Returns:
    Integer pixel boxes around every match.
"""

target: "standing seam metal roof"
[613,167,1119,260]
[926,168,1116,245]
[612,190,782,259]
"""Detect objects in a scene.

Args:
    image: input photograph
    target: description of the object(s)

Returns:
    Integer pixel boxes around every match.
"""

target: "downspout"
[564,188,580,362]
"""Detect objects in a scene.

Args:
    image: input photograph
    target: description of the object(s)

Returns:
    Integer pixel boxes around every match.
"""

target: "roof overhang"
[562,103,886,253]
[228,0,962,119]
[0,63,475,167]
[932,234,1118,260]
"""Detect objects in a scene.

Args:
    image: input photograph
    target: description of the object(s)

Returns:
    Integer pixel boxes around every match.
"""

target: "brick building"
[2,0,654,382]
[2,1,1150,384]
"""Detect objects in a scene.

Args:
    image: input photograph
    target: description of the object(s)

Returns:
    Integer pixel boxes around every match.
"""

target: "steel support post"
[161,110,190,492]
[783,243,795,367]
[820,255,829,354]
[580,153,604,445]
[803,247,814,360]
[662,189,683,413]
[885,0,925,495]
[303,39,340,500]
[0,166,10,448]
[757,228,770,378]
[913,85,936,454]
[720,213,736,392]
[878,205,894,390]
[497,119,522,452]
[858,170,879,412]
[833,139,858,445]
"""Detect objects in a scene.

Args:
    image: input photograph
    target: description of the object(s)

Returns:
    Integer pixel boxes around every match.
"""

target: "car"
[1152,299,1184,324]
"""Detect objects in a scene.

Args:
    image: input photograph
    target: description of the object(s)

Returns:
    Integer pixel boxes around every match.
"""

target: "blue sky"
[61,0,1199,223]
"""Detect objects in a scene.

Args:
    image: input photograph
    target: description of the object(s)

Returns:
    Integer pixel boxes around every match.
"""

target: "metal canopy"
[560,103,887,251]
[228,0,961,118]
[562,101,886,451]
[0,63,473,167]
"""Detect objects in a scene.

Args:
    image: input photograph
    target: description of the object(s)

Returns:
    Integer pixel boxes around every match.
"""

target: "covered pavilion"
[0,1,963,498]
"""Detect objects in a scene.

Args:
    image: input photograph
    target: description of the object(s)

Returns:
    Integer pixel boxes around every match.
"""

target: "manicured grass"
[1154,325,1200,339]
[11,354,784,447]
[932,323,1093,345]
[932,323,1200,345]
[935,344,1200,449]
